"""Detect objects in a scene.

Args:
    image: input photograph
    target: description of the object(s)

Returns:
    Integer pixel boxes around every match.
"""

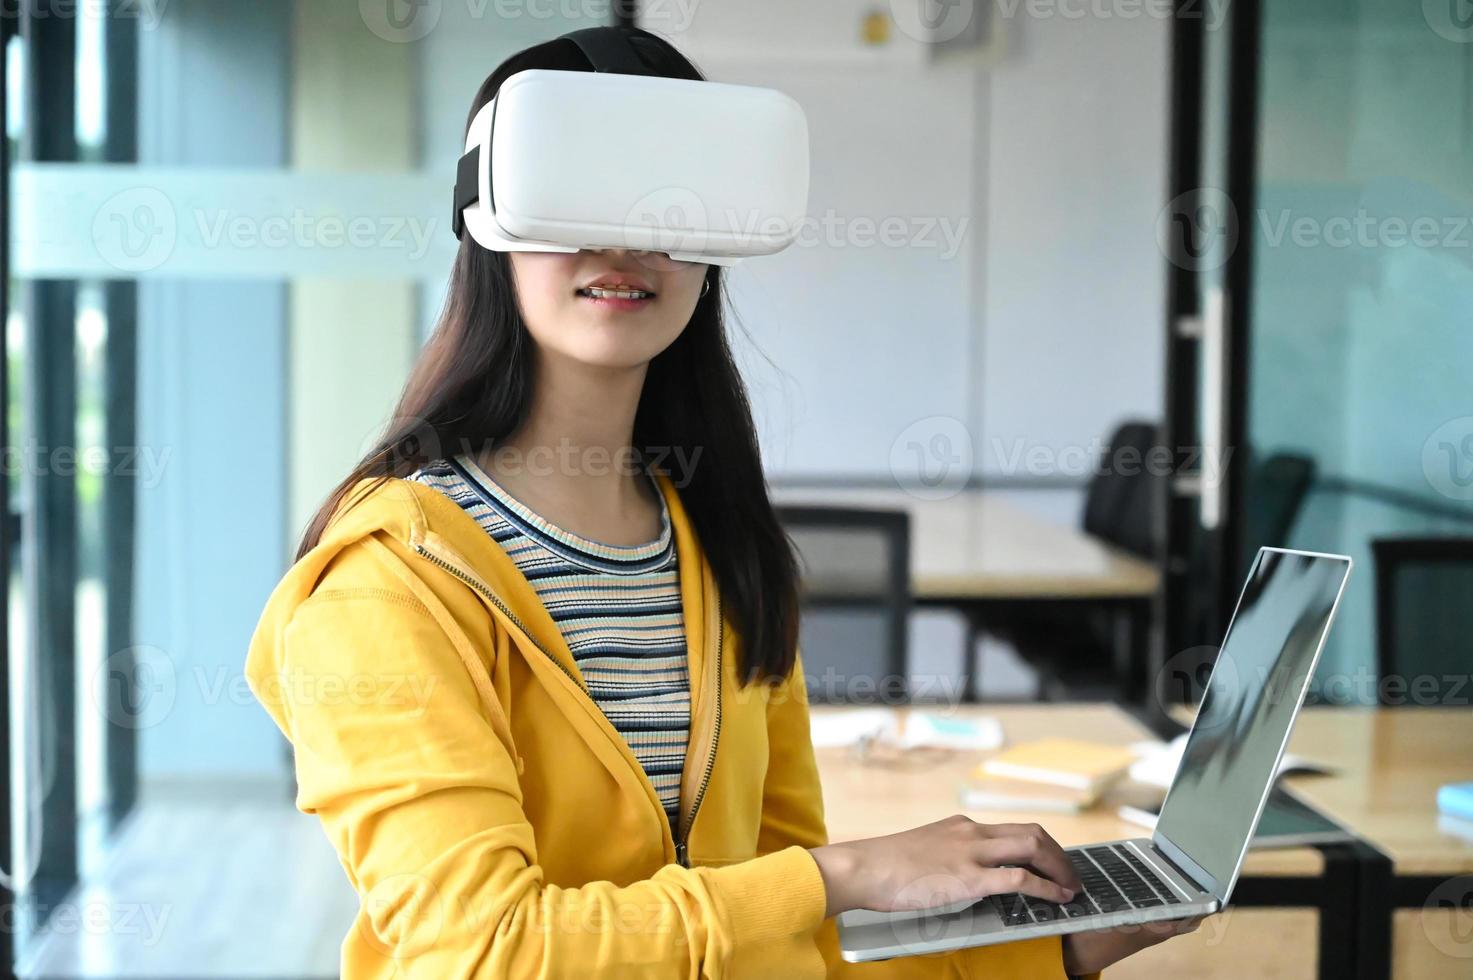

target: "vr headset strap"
[560,27,653,76]
[452,145,481,241]
[453,28,651,240]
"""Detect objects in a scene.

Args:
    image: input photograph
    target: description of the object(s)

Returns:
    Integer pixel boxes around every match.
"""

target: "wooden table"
[772,487,1160,601]
[773,487,1162,700]
[811,703,1380,979]
[1284,708,1473,977]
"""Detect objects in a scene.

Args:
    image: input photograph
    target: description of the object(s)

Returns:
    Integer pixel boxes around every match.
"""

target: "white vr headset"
[452,28,810,266]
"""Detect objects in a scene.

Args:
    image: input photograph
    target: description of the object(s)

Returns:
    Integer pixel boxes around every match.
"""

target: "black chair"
[1371,537,1473,708]
[777,506,911,705]
[1017,438,1317,703]
[1240,452,1316,564]
[1177,451,1316,662]
[1081,420,1165,560]
[988,422,1165,701]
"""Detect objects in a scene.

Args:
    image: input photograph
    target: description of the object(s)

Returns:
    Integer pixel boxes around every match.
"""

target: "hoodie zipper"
[411,540,723,869]
[413,542,585,690]
[676,593,723,868]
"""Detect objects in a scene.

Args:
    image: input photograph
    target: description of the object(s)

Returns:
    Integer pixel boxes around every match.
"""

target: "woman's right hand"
[808,814,1082,919]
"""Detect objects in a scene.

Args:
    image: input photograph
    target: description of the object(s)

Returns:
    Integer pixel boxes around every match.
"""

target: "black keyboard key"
[994,893,1032,926]
[1134,897,1164,908]
[1062,895,1098,917]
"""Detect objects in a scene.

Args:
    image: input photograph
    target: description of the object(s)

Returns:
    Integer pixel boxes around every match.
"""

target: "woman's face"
[509,248,709,371]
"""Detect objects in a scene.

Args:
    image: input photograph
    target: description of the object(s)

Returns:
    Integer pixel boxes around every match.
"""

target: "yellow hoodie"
[244,473,1083,978]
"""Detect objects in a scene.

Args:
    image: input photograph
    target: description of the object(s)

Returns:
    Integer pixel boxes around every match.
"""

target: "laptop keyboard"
[983,845,1182,926]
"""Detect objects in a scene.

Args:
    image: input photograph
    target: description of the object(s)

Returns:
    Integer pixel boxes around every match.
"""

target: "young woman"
[245,26,1195,979]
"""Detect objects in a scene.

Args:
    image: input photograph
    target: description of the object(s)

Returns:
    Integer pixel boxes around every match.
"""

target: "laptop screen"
[1154,549,1351,899]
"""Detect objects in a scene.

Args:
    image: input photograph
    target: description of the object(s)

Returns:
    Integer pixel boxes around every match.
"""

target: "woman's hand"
[807,814,1082,919]
[1062,914,1205,975]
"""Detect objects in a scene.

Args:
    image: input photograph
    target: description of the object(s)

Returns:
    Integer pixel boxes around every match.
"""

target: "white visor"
[453,68,810,266]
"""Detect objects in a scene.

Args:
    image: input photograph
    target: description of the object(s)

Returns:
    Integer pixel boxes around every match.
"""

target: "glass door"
[5,2,612,976]
[1162,0,1473,701]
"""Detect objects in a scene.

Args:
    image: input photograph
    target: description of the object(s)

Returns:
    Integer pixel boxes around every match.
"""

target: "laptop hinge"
[1150,842,1209,894]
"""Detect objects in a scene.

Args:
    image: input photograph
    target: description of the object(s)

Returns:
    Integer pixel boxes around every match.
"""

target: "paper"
[1127,733,1335,789]
[808,708,898,748]
[808,710,1003,751]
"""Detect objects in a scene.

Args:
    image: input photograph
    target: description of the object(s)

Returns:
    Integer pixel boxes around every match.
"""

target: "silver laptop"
[837,547,1352,962]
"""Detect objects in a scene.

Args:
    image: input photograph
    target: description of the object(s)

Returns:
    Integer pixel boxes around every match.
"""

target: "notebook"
[1437,781,1473,822]
[959,774,1100,814]
[1118,785,1355,849]
[978,738,1137,793]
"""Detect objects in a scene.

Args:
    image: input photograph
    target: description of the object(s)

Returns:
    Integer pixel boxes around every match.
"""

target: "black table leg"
[1353,843,1393,980]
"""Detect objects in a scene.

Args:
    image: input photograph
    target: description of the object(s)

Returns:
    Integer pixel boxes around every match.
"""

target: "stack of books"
[959,738,1137,814]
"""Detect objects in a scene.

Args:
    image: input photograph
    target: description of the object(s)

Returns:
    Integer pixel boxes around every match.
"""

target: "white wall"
[645,3,1170,488]
[978,11,1170,480]
[135,0,293,778]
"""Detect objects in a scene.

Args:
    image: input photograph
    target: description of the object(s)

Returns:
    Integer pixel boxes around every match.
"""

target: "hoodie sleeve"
[245,538,828,979]
[753,649,1096,980]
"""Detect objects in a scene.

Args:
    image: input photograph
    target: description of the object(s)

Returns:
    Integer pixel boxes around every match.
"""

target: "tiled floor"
[19,794,357,978]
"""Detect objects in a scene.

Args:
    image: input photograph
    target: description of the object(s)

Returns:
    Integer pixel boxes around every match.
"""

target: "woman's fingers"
[973,822,1082,894]
[973,863,1077,905]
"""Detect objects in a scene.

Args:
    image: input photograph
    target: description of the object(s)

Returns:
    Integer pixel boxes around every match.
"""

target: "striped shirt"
[410,453,691,833]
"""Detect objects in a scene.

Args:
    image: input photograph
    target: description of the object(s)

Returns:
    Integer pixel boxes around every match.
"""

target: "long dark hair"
[297,27,799,686]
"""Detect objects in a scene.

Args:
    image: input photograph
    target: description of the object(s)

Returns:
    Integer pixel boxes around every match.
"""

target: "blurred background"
[3,0,1471,976]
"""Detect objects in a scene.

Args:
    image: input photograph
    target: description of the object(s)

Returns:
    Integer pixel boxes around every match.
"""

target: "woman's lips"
[576,285,656,312]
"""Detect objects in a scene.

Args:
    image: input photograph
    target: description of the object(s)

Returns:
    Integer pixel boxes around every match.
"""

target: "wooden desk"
[811,704,1345,979]
[772,487,1159,600]
[1285,708,1473,877]
[774,487,1162,700]
[1284,708,1473,977]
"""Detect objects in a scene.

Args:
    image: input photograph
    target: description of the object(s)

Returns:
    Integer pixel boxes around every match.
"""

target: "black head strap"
[454,28,653,241]
[451,142,482,241]
[559,26,654,76]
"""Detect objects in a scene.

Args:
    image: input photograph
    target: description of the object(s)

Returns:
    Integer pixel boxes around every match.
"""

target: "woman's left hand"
[1062,914,1206,975]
